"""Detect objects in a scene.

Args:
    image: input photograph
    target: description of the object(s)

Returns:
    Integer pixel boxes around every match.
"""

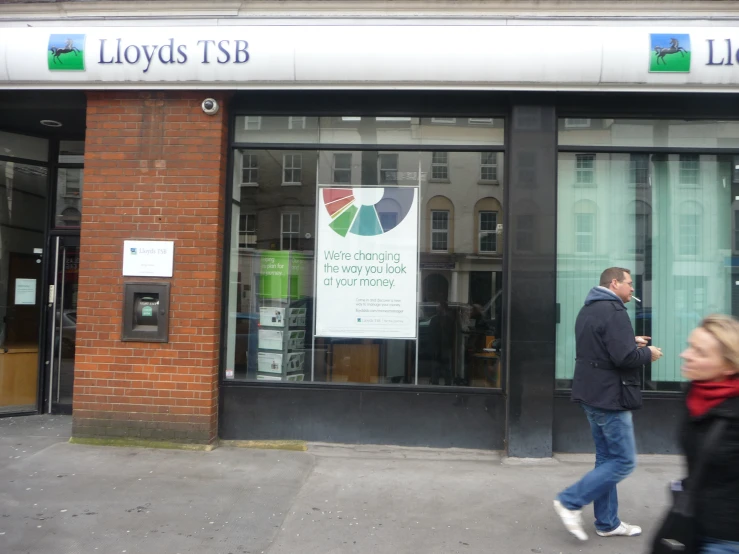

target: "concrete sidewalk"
[0,415,681,554]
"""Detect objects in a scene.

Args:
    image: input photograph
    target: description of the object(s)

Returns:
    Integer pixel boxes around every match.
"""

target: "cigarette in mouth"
[632,296,641,303]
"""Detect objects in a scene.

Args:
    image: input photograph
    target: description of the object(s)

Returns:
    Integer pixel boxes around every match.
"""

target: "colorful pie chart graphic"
[322,187,415,237]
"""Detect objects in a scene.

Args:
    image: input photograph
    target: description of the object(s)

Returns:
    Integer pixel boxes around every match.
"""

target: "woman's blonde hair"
[700,314,739,374]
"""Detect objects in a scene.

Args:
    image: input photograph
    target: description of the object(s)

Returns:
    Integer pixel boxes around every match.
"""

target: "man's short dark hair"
[599,267,631,287]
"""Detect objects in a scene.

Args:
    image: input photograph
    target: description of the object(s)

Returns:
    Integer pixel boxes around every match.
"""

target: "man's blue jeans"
[557,404,637,533]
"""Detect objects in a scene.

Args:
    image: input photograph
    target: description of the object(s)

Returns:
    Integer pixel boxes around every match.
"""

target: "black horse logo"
[654,37,688,65]
[49,39,81,64]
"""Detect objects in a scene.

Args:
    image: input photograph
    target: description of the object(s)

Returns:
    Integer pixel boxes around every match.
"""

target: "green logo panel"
[649,33,691,73]
[48,34,86,71]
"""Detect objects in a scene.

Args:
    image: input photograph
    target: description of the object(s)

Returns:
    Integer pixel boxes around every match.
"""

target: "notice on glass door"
[14,278,36,305]
[315,186,418,339]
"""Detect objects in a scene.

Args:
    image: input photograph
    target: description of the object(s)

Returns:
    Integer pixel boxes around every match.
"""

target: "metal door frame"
[46,234,80,414]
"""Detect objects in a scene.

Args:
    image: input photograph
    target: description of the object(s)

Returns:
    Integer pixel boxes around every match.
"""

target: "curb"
[69,437,217,451]
[219,440,308,451]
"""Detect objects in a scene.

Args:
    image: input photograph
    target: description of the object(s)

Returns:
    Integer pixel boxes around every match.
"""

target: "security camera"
[201,98,219,115]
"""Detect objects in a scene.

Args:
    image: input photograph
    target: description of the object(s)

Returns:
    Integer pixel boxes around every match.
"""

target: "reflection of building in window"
[288,116,306,130]
[378,153,398,184]
[675,276,707,316]
[58,140,85,161]
[427,195,454,253]
[564,118,591,129]
[627,200,650,255]
[431,210,449,252]
[239,213,257,249]
[282,154,302,185]
[2,161,13,212]
[575,154,595,186]
[575,213,595,254]
[479,211,498,253]
[469,118,494,125]
[474,197,502,254]
[678,202,701,255]
[423,273,449,303]
[65,175,80,197]
[332,153,352,184]
[60,207,81,227]
[431,152,448,180]
[244,116,261,130]
[281,212,300,250]
[629,154,649,187]
[480,152,498,182]
[516,214,535,251]
[679,154,700,185]
[59,168,82,197]
[574,200,596,255]
[241,153,259,185]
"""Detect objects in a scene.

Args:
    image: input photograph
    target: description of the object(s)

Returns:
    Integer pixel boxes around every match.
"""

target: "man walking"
[554,267,663,541]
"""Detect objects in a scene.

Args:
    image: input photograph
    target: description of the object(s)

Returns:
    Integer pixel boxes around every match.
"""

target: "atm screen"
[134,293,159,328]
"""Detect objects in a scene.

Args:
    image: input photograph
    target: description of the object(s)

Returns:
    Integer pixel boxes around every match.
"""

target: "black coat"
[570,287,652,411]
[681,394,739,543]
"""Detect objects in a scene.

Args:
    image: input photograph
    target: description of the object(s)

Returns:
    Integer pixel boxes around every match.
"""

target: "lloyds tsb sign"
[707,39,739,66]
[98,38,250,73]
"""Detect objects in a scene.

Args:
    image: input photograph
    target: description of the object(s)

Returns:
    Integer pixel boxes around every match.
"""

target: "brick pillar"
[73,91,230,443]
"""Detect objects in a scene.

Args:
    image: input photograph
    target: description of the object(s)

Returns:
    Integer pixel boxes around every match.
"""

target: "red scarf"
[687,378,739,417]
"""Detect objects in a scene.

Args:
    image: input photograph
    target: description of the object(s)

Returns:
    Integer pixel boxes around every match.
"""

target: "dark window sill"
[221,379,505,395]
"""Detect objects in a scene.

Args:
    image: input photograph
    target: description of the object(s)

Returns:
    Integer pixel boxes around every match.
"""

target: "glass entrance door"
[0,154,49,414]
[47,235,79,414]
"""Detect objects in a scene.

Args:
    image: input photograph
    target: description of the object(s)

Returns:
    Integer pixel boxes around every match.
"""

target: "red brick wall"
[72,91,230,443]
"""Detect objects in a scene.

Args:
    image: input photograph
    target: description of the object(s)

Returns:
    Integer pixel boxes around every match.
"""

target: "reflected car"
[55,309,76,357]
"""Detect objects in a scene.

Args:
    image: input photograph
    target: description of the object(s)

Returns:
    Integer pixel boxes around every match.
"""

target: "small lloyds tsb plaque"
[122,240,174,277]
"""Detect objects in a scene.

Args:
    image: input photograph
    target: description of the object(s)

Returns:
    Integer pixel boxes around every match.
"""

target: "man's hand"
[648,346,663,362]
[635,335,651,348]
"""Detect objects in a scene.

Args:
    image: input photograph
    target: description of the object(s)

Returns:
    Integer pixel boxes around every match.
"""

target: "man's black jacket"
[571,287,651,411]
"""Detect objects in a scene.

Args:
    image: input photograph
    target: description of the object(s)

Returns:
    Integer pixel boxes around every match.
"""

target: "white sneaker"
[596,522,642,537]
[553,499,588,541]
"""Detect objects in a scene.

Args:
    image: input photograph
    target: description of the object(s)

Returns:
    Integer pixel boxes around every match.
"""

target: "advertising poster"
[258,251,290,300]
[315,186,418,339]
[258,251,309,301]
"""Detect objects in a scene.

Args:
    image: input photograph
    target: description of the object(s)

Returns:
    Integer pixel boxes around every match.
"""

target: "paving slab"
[0,415,682,554]
[266,450,680,554]
[0,417,313,554]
